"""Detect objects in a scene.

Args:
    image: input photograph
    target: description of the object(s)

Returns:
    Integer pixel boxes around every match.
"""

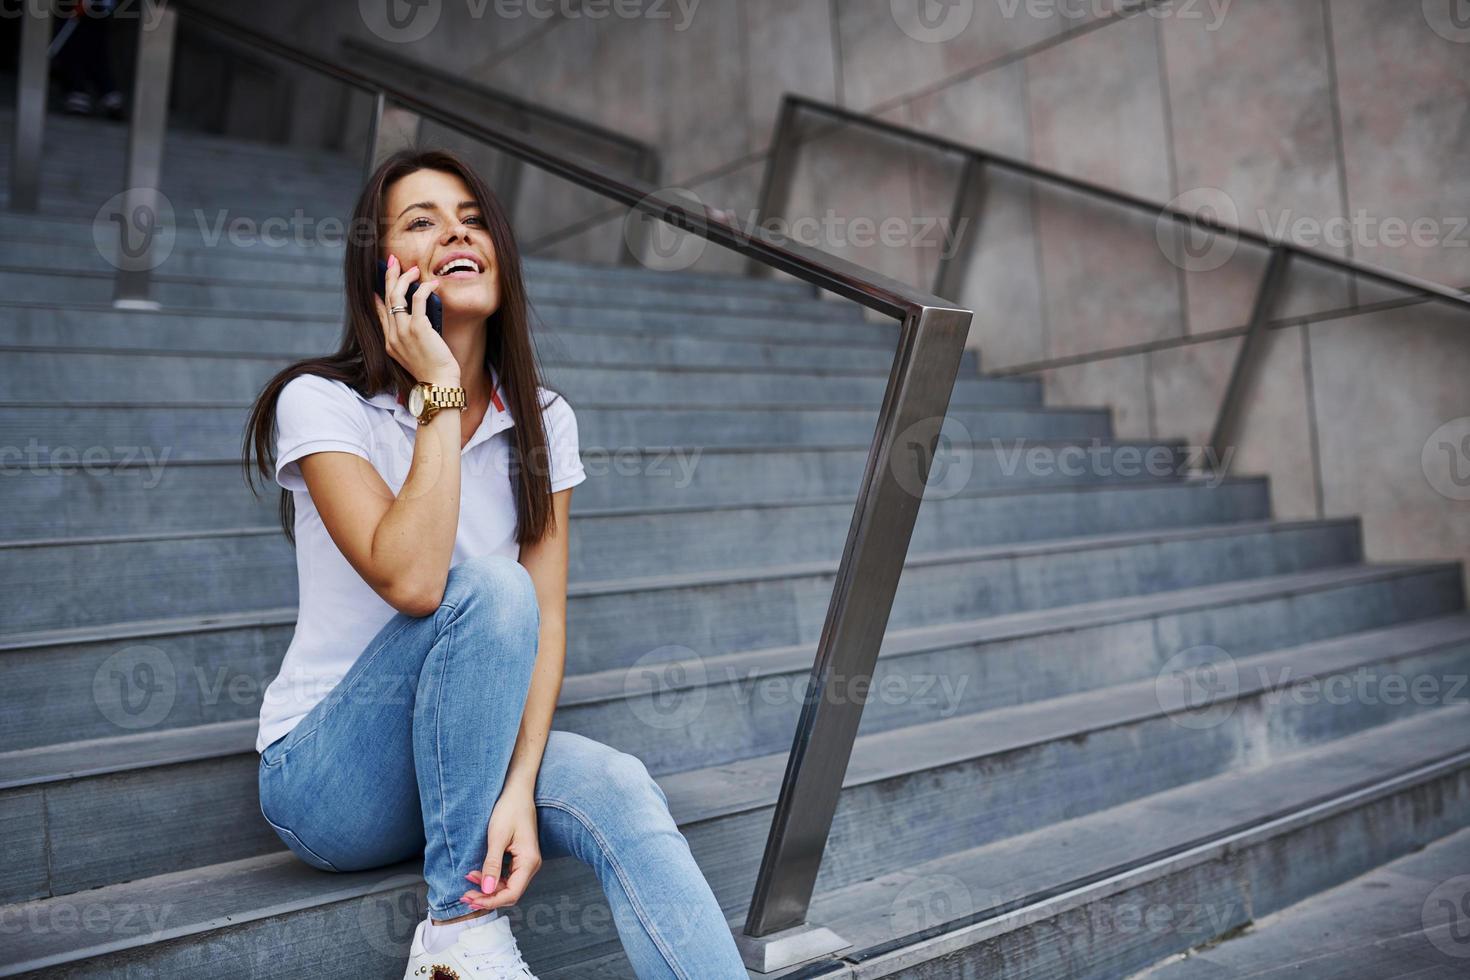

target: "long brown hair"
[242,148,559,547]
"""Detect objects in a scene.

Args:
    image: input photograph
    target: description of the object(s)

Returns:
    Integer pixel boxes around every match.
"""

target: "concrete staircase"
[1131,823,1470,977]
[2,113,1468,978]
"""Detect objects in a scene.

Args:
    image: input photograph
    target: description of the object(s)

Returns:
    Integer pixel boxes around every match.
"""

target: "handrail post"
[11,0,51,212]
[361,91,385,182]
[366,93,422,174]
[615,136,646,267]
[1207,246,1291,472]
[499,104,528,219]
[621,140,662,268]
[933,155,987,303]
[735,302,973,972]
[745,98,803,282]
[111,0,178,309]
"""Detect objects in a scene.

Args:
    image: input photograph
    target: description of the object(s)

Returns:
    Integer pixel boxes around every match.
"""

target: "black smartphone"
[375,259,444,333]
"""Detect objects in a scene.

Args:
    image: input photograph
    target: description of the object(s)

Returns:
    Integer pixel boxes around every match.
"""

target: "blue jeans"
[257,554,748,979]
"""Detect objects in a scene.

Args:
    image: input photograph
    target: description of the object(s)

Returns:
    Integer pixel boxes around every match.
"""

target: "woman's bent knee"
[536,732,670,816]
[445,553,534,600]
[440,554,539,630]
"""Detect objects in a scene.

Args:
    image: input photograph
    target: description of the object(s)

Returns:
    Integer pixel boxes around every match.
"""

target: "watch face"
[408,385,425,417]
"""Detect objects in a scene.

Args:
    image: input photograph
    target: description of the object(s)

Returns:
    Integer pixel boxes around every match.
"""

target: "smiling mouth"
[434,256,483,278]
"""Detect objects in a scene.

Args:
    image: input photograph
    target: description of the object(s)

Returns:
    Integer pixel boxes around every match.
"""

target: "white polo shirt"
[255,369,587,753]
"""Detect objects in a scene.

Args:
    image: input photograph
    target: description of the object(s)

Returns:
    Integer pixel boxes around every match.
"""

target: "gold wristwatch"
[407,381,466,426]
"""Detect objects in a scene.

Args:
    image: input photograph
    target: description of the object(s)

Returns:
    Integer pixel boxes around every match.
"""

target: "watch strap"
[415,383,466,424]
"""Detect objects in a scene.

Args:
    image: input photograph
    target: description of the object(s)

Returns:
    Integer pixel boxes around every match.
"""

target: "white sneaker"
[403,914,538,979]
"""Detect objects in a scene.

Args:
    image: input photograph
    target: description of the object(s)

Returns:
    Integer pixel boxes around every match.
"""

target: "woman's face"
[380,168,500,320]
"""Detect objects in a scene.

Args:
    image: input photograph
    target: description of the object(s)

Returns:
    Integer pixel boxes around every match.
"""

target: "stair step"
[0,133,353,170]
[0,160,325,199]
[0,297,894,350]
[0,518,1359,649]
[0,267,876,323]
[0,401,1111,460]
[0,348,1026,408]
[4,628,1467,974]
[2,476,1264,599]
[0,163,357,200]
[573,477,1270,581]
[0,213,828,301]
[4,439,1191,541]
[0,196,348,228]
[0,188,353,224]
[783,704,1470,979]
[0,110,363,169]
[0,209,355,260]
[0,478,1270,617]
[0,169,356,213]
[1133,823,1470,978]
[0,300,918,366]
[0,237,837,301]
[0,157,351,190]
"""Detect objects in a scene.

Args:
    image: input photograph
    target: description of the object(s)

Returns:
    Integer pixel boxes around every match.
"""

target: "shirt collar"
[359,367,512,454]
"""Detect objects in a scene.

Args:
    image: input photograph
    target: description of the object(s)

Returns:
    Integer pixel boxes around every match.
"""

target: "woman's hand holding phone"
[374,254,459,384]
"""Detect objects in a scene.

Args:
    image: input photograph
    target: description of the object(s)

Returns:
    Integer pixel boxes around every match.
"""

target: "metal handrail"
[757,94,1470,313]
[338,35,661,182]
[753,92,1469,472]
[74,2,973,969]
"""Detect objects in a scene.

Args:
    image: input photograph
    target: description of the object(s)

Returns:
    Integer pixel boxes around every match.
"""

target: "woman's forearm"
[369,405,463,613]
